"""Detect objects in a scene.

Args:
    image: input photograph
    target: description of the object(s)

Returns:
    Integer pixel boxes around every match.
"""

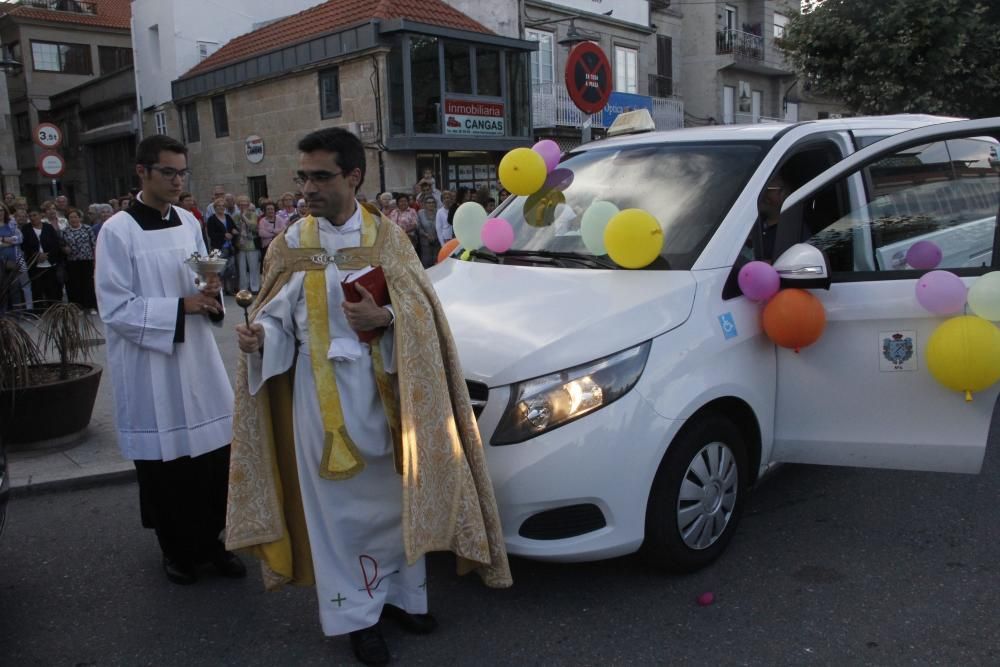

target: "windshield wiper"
[466,248,500,263]
[502,250,618,269]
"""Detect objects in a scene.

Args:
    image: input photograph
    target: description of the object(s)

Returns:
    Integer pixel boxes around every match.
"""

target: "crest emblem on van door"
[880,331,915,371]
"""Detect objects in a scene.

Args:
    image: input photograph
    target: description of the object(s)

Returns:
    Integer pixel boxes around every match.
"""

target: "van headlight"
[491,342,651,446]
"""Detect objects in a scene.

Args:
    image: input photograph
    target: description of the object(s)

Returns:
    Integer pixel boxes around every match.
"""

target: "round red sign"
[33,122,63,149]
[38,150,66,178]
[564,42,612,115]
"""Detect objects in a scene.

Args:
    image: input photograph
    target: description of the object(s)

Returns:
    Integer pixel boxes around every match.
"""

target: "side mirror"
[773,243,832,290]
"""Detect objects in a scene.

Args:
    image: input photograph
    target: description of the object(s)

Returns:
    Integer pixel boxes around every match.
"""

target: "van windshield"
[490,141,766,270]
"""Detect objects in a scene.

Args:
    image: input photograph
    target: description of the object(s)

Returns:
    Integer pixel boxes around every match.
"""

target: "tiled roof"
[2,0,130,30]
[182,0,493,79]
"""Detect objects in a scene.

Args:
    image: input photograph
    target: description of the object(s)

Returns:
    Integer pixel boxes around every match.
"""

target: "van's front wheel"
[643,414,749,572]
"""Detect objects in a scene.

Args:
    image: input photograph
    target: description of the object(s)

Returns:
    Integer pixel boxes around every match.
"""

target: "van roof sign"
[607,109,656,137]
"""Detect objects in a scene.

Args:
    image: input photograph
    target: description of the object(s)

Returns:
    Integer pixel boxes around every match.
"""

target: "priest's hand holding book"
[342,283,392,336]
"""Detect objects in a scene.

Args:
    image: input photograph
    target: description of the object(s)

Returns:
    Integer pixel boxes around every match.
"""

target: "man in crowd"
[231,127,510,665]
[95,134,244,586]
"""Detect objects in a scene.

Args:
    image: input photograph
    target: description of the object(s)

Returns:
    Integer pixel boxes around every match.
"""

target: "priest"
[232,127,510,666]
[95,134,245,585]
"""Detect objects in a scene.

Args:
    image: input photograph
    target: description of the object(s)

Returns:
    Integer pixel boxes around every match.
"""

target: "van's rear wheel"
[643,414,749,572]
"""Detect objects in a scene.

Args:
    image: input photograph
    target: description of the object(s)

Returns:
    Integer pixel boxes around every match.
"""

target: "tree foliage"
[780,0,1000,118]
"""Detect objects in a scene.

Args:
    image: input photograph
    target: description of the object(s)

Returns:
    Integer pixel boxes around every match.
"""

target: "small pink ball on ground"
[697,592,715,606]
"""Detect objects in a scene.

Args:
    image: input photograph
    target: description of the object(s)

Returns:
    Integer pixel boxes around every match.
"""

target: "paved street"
[3,440,1000,664]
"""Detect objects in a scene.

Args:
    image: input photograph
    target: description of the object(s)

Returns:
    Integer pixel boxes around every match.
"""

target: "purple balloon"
[543,168,574,192]
[532,139,561,173]
[738,261,781,302]
[906,240,942,270]
[916,270,967,315]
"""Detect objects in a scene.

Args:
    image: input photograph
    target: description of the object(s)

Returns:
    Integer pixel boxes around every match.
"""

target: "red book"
[341,265,390,343]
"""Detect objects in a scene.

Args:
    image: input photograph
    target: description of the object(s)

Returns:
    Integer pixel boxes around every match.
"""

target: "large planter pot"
[0,363,103,444]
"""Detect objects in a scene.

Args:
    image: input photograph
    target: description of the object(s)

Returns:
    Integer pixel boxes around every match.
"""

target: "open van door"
[769,118,1000,473]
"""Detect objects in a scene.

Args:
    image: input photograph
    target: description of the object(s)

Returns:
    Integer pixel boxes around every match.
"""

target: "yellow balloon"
[499,148,547,196]
[603,209,664,269]
[926,315,1000,401]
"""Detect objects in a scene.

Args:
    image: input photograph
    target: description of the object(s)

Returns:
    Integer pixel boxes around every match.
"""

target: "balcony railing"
[17,0,97,15]
[648,73,675,99]
[531,83,683,131]
[716,28,764,61]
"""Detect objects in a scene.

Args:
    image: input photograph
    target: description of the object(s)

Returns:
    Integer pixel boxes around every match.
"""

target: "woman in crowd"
[20,208,62,308]
[61,208,97,313]
[275,192,297,228]
[205,198,239,295]
[234,195,261,294]
[377,191,395,215]
[387,193,418,248]
[255,200,286,253]
[0,203,31,311]
[416,194,440,268]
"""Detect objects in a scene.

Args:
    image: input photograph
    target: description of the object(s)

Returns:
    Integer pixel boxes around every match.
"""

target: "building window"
[525,29,553,90]
[3,42,20,65]
[444,42,472,94]
[476,48,501,97]
[154,110,167,135]
[197,41,219,62]
[318,68,341,120]
[211,95,229,137]
[31,40,92,74]
[13,112,30,142]
[247,175,268,204]
[98,46,133,75]
[614,46,638,94]
[774,13,789,38]
[180,102,200,143]
[724,5,737,31]
[411,36,441,134]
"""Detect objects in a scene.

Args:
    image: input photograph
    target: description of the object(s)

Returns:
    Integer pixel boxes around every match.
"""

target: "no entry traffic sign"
[564,42,612,114]
[38,151,66,178]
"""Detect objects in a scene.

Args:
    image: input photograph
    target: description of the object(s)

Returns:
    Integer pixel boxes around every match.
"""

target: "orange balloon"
[762,288,826,352]
[437,238,461,264]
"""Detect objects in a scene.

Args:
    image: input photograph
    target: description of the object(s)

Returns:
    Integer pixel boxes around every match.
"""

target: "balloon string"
[965,390,972,402]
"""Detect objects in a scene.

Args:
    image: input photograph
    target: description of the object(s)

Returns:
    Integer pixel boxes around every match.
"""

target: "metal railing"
[531,83,684,131]
[17,0,97,15]
[647,73,675,99]
[716,28,764,61]
[733,112,785,125]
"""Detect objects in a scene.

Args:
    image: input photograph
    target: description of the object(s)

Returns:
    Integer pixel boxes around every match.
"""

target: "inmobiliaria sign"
[443,99,505,137]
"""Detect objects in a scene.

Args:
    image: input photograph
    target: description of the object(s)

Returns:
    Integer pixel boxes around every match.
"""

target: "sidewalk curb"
[10,467,136,497]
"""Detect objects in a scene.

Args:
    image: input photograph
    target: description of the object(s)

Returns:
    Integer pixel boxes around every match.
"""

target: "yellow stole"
[299,207,386,480]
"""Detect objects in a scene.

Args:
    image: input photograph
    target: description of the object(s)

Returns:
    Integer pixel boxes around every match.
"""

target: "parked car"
[430,114,1000,571]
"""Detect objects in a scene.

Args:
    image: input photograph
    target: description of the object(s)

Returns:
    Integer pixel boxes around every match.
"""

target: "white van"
[430,115,1000,571]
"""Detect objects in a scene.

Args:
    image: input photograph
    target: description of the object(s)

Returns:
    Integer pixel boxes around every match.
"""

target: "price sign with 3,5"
[33,122,63,149]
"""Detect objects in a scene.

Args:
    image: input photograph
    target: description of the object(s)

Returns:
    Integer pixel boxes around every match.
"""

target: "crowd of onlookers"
[0,173,507,313]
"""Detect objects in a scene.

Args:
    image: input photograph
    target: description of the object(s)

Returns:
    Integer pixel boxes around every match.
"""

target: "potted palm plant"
[0,294,103,444]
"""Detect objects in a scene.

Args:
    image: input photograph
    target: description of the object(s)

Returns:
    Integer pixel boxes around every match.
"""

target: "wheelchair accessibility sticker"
[719,313,738,340]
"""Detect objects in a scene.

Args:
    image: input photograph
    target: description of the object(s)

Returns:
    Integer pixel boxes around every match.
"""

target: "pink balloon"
[532,139,561,173]
[916,270,967,315]
[906,240,942,270]
[738,261,781,302]
[481,217,514,253]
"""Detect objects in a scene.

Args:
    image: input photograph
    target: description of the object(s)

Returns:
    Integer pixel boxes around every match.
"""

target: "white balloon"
[453,202,487,249]
[581,201,619,255]
[968,271,1000,321]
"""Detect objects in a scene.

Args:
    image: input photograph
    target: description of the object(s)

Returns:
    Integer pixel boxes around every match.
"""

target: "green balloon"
[581,201,619,255]
[968,271,1000,321]
[453,202,487,249]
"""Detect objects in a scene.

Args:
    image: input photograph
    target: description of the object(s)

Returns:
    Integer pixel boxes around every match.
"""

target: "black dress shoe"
[163,557,198,585]
[381,604,438,635]
[210,551,247,578]
[349,624,390,666]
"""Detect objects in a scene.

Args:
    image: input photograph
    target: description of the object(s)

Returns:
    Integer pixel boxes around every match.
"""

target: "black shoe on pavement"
[349,623,390,666]
[210,551,247,579]
[381,604,438,635]
[162,557,198,585]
